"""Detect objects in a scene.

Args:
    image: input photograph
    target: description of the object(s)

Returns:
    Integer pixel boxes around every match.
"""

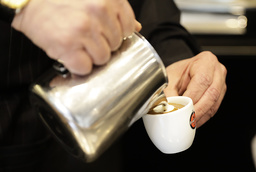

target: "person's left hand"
[164,51,227,128]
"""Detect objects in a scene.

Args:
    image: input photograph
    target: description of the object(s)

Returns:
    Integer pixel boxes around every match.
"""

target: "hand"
[12,0,141,75]
[164,51,227,128]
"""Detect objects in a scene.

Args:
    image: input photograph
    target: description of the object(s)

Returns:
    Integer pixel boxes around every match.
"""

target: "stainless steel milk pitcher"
[30,32,168,162]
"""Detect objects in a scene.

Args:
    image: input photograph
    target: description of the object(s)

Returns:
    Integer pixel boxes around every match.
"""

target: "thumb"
[164,84,179,97]
[163,64,181,97]
[163,59,191,98]
[135,20,142,32]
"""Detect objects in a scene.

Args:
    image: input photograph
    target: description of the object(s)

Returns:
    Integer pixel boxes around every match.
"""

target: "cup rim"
[146,96,193,116]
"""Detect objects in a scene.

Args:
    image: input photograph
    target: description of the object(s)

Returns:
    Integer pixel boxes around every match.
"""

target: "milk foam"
[152,101,174,113]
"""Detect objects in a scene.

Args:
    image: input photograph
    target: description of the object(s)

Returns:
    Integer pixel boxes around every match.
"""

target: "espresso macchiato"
[143,96,195,154]
[149,102,184,114]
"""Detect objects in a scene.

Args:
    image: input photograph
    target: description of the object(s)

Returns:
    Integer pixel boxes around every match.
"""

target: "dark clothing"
[130,0,200,64]
[0,4,15,23]
[0,0,200,171]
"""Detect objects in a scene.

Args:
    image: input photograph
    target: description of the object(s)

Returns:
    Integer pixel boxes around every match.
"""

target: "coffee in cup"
[143,96,196,154]
[148,102,185,114]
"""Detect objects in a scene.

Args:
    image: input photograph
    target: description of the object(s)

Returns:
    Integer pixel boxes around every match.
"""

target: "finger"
[135,20,142,32]
[196,82,227,127]
[183,53,216,104]
[59,49,93,75]
[164,64,184,97]
[193,64,227,127]
[164,76,181,97]
[96,6,123,51]
[117,0,136,37]
[85,32,111,65]
[164,86,179,97]
[164,59,192,97]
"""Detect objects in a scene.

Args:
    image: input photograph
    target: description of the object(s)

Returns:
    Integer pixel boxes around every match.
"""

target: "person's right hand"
[12,0,141,75]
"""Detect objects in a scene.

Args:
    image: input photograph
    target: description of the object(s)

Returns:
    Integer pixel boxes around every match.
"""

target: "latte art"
[149,101,185,114]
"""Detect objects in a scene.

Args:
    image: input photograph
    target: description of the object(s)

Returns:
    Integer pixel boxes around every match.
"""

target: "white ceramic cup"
[142,96,196,154]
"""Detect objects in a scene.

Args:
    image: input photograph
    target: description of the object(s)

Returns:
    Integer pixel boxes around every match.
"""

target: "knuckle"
[196,73,212,89]
[59,36,72,48]
[66,55,93,75]
[195,107,206,120]
[110,36,122,51]
[208,106,218,118]
[46,47,58,59]
[72,16,90,33]
[46,35,72,59]
[221,63,228,76]
[199,51,219,63]
[54,32,74,49]
[46,44,67,60]
[206,87,220,103]
[89,0,108,15]
[196,106,216,124]
[224,83,227,93]
[94,49,111,65]
[80,64,93,75]
[200,51,216,59]
[123,24,135,37]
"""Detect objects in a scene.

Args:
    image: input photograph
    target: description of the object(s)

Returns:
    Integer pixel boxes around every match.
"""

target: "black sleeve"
[0,4,15,23]
[129,0,201,66]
